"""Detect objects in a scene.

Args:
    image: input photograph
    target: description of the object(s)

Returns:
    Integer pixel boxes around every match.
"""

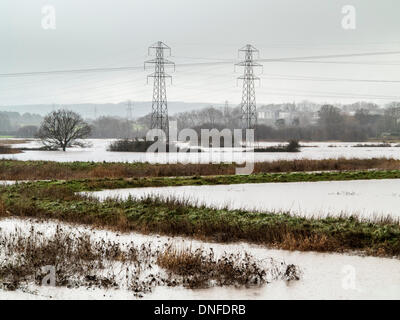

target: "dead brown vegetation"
[0,223,299,294]
[157,246,300,289]
[2,158,400,180]
[0,145,22,154]
[280,233,340,252]
[0,139,30,145]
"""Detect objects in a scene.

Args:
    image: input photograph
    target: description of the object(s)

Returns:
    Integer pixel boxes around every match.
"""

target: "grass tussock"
[280,233,339,252]
[0,225,142,293]
[157,246,300,289]
[2,158,400,181]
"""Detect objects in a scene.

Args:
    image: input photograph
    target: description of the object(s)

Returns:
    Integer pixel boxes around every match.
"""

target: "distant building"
[257,103,317,127]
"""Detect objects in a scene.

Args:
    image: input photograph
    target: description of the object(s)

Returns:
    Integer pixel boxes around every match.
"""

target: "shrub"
[254,140,300,153]
[108,139,154,152]
[108,139,182,152]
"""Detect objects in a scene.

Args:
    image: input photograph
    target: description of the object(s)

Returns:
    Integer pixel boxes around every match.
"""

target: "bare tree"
[37,109,91,151]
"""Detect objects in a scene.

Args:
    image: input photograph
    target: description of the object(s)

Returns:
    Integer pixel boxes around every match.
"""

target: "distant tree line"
[170,103,400,141]
[2,102,400,142]
[0,111,42,137]
[253,105,400,141]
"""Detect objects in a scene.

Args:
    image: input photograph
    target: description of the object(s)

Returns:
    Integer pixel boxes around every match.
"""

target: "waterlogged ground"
[87,179,400,219]
[0,218,399,300]
[0,181,18,186]
[1,139,400,163]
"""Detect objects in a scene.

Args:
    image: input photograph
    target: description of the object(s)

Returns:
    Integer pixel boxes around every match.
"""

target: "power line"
[260,74,400,83]
[177,67,400,83]
[281,59,400,66]
[1,50,400,78]
[2,49,400,105]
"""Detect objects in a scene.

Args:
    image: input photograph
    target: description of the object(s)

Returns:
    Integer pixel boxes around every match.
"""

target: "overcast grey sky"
[1,0,400,107]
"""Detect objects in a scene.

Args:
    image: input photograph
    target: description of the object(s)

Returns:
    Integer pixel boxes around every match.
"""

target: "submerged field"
[1,152,400,299]
[87,179,400,219]
[1,218,297,297]
[1,179,400,256]
[1,217,399,300]
[2,139,400,163]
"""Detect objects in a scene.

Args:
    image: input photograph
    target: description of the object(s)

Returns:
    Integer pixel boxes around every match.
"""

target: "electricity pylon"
[235,44,262,130]
[145,41,175,141]
[125,100,133,121]
[224,100,229,117]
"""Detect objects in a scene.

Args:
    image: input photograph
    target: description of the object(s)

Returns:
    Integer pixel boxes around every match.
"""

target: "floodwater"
[0,218,398,300]
[1,139,400,163]
[0,181,18,186]
[87,179,400,219]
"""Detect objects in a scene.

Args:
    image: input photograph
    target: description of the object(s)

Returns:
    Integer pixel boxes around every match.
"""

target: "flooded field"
[87,179,400,219]
[0,218,398,300]
[1,139,400,163]
[2,139,399,300]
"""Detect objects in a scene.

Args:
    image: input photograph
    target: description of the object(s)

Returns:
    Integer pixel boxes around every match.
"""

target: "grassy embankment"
[2,158,400,180]
[1,180,399,257]
[8,169,400,192]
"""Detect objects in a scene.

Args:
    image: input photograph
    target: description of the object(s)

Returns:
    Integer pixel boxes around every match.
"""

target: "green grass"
[1,181,399,257]
[20,169,400,192]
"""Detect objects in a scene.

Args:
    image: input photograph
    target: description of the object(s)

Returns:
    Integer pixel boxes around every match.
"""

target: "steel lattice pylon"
[235,44,262,130]
[145,41,175,140]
